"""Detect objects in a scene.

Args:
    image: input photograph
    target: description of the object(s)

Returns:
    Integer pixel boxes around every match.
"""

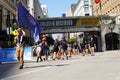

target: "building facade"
[93,0,120,24]
[0,0,18,48]
[41,4,48,18]
[0,0,17,31]
[73,0,93,16]
[93,0,120,51]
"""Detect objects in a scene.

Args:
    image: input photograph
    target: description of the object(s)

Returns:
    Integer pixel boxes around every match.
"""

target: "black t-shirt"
[80,43,85,49]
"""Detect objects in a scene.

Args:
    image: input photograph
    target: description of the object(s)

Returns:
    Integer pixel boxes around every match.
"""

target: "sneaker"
[91,54,95,56]
[61,58,64,60]
[52,58,55,60]
[66,56,68,60]
[43,58,46,61]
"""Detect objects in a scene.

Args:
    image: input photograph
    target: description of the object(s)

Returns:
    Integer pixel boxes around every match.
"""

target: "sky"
[39,0,78,17]
[39,0,78,39]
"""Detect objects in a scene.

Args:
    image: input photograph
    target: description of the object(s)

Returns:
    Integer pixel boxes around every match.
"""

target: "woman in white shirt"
[36,42,43,62]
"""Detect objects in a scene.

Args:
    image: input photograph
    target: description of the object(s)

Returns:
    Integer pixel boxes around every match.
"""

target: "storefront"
[0,6,2,30]
[0,1,17,47]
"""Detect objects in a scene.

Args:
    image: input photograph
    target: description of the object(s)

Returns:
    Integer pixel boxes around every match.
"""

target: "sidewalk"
[95,50,120,57]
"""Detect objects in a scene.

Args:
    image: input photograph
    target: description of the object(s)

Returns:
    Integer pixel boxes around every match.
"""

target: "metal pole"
[111,28,114,50]
[99,0,103,51]
[9,25,10,47]
[91,0,94,16]
[7,15,11,47]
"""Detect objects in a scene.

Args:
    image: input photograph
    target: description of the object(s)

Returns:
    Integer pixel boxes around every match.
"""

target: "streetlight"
[109,24,115,50]
[6,15,11,47]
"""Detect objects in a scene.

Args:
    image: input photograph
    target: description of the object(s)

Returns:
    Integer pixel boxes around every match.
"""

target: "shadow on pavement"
[25,64,52,69]
[24,63,70,69]
[54,64,70,67]
[0,63,18,79]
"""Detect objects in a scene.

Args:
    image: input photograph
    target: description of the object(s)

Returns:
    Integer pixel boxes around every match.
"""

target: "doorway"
[105,33,119,50]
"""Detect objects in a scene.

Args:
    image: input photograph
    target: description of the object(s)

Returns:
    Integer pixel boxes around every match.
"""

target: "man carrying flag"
[16,1,43,69]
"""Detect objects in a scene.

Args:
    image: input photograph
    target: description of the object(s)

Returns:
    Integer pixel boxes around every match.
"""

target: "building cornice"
[0,0,16,15]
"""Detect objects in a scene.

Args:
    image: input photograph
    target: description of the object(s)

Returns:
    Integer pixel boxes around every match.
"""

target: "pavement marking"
[1,58,81,80]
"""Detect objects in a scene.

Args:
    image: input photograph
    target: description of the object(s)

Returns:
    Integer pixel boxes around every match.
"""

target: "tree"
[68,37,77,44]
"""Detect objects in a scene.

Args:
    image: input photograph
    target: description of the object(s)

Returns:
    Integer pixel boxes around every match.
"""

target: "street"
[0,51,120,80]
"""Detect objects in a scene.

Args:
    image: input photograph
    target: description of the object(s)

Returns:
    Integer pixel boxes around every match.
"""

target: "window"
[84,7,89,13]
[119,5,120,12]
[10,0,14,4]
[85,14,89,16]
[84,1,89,6]
[27,0,30,5]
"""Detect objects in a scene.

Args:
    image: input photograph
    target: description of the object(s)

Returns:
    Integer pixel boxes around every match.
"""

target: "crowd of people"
[33,35,96,62]
[14,28,96,69]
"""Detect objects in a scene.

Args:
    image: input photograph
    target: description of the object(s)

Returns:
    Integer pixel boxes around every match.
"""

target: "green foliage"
[67,37,77,44]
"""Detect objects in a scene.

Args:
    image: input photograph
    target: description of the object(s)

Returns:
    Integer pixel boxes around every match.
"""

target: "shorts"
[61,49,66,53]
[43,49,49,55]
[36,47,41,51]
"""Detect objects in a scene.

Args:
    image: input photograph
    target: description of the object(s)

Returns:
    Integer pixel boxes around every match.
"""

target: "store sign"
[76,17,100,27]
[40,19,73,27]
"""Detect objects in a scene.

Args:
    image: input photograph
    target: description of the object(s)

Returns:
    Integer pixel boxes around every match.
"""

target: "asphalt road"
[0,51,120,80]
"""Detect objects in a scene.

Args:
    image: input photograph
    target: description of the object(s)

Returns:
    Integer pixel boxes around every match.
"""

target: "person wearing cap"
[14,28,26,69]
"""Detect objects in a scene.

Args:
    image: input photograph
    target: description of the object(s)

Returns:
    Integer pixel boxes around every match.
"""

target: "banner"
[0,46,32,62]
[0,48,16,62]
[24,47,33,61]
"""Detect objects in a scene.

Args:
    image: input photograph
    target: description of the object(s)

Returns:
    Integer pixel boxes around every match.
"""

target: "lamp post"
[6,15,11,47]
[109,24,115,50]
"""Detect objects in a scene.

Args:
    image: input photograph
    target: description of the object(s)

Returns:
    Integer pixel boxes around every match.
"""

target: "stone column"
[101,34,106,51]
[100,25,107,51]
